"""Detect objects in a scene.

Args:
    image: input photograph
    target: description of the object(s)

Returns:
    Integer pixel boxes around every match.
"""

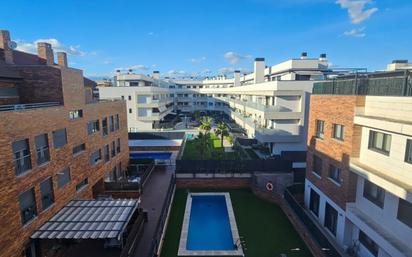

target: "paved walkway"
[132,166,173,257]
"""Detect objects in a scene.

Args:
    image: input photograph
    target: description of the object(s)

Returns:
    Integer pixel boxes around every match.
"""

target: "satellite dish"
[8,41,17,49]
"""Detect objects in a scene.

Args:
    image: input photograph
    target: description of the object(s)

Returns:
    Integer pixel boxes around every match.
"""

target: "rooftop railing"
[313,73,412,96]
[0,102,61,112]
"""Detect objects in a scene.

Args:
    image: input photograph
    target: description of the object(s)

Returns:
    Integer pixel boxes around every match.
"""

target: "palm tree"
[215,122,229,147]
[196,131,210,159]
[199,116,213,134]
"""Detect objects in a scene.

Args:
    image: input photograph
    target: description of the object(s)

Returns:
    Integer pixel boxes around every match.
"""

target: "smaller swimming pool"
[129,152,172,160]
[185,133,194,139]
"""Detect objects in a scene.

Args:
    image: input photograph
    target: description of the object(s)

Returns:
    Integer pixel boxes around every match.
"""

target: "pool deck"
[178,192,243,256]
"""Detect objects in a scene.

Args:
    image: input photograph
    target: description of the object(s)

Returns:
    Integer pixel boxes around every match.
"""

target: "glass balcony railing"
[223,98,294,112]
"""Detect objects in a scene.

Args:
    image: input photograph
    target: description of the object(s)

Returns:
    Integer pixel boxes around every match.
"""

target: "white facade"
[98,54,330,155]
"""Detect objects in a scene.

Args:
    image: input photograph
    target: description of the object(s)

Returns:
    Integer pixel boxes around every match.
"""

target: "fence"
[148,174,176,257]
[313,73,412,96]
[175,159,292,173]
[120,212,146,257]
[284,184,342,257]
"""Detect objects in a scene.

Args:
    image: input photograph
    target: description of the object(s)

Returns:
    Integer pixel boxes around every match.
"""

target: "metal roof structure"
[31,199,139,240]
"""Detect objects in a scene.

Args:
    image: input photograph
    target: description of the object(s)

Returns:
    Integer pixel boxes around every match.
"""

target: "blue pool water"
[187,195,235,250]
[129,152,172,160]
[186,133,194,139]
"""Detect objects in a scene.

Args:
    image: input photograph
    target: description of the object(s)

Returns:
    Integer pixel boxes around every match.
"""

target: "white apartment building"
[348,95,412,257]
[99,53,331,155]
[98,73,174,131]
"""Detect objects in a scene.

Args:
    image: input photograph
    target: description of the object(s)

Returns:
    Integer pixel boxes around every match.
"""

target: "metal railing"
[227,98,293,112]
[0,102,61,112]
[284,184,342,257]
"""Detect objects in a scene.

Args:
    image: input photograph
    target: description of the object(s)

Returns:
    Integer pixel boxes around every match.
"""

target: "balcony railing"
[255,126,301,143]
[0,102,61,112]
[225,98,294,112]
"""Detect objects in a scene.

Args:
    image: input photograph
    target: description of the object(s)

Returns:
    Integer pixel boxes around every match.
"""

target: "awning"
[31,199,139,240]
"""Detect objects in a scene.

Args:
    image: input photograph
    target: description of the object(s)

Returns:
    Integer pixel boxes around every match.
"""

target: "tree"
[215,122,229,147]
[196,131,210,159]
[199,116,213,134]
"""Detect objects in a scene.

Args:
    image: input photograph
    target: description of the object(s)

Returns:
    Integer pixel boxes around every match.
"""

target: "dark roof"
[0,66,21,80]
[31,199,138,240]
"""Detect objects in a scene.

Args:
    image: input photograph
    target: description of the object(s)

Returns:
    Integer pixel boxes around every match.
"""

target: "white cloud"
[343,27,366,37]
[223,51,252,64]
[129,64,149,70]
[218,67,251,75]
[190,56,206,64]
[336,0,378,24]
[16,38,86,56]
[103,60,112,65]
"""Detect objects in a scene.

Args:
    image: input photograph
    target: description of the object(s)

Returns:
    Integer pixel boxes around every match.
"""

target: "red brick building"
[0,30,129,257]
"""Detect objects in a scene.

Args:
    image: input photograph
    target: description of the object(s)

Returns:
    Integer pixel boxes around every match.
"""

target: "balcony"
[0,102,61,112]
[255,126,301,143]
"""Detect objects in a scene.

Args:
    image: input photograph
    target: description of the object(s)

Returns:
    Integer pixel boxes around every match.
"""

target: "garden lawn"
[182,133,241,160]
[160,188,313,257]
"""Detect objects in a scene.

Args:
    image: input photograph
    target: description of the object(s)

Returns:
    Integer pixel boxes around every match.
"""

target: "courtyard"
[160,188,313,257]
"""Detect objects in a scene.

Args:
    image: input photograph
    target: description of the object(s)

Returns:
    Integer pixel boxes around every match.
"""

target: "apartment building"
[99,53,331,156]
[0,30,129,257]
[98,73,174,131]
[304,63,412,257]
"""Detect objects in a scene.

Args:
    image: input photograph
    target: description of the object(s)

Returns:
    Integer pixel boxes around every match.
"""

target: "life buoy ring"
[266,182,273,191]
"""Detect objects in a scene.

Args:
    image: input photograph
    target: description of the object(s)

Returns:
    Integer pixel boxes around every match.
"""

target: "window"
[19,188,37,225]
[313,155,323,176]
[109,116,115,132]
[116,138,121,153]
[12,139,32,175]
[105,166,117,182]
[129,108,132,114]
[40,177,54,210]
[324,203,338,236]
[69,109,83,120]
[405,139,412,164]
[397,198,412,228]
[75,178,88,191]
[52,129,67,148]
[359,230,379,257]
[87,120,100,135]
[309,189,320,216]
[72,143,86,155]
[328,164,341,184]
[90,149,102,166]
[121,95,124,100]
[332,124,344,141]
[104,144,110,162]
[57,168,71,188]
[35,134,50,165]
[138,108,148,117]
[111,141,116,157]
[368,130,391,155]
[115,114,120,130]
[315,120,324,139]
[128,95,131,100]
[102,117,108,136]
[363,180,385,208]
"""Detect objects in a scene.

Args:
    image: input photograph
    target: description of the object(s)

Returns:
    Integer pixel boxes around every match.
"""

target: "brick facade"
[306,95,364,209]
[0,38,129,257]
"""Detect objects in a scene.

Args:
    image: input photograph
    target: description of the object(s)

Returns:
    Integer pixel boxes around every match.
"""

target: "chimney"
[152,71,160,80]
[234,70,240,87]
[254,58,265,84]
[57,52,68,67]
[300,52,308,59]
[0,30,14,64]
[37,42,54,65]
[319,53,327,62]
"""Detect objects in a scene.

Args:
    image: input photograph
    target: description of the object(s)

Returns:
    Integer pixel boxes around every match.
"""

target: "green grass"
[182,133,242,160]
[160,188,313,257]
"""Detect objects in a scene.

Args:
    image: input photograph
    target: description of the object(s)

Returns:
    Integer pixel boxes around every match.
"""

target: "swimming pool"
[178,193,243,256]
[129,152,172,160]
[185,133,194,139]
